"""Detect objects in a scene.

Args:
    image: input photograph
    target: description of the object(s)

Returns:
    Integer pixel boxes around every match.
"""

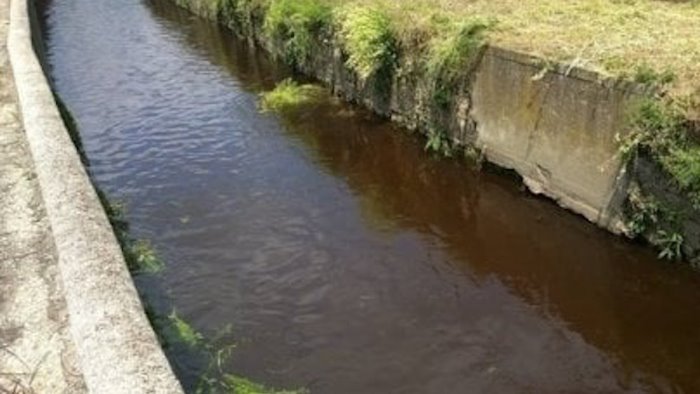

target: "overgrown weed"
[152,311,306,394]
[260,78,325,113]
[336,4,396,80]
[264,0,332,67]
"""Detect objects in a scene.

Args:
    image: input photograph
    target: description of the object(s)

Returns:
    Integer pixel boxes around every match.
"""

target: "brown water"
[39,0,700,392]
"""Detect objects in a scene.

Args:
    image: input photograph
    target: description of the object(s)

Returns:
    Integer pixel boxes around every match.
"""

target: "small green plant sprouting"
[626,190,661,237]
[337,5,396,80]
[129,240,166,274]
[260,78,325,113]
[656,230,684,261]
[426,18,490,108]
[424,127,453,157]
[264,0,332,68]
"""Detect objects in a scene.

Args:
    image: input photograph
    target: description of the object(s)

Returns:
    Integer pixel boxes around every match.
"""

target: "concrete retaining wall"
[470,48,636,231]
[292,31,642,234]
[7,0,184,391]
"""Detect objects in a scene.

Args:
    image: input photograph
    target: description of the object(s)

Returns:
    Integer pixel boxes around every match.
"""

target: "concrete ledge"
[7,0,184,392]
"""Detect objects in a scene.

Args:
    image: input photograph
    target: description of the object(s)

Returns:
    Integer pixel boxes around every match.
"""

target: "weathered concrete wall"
[470,48,636,231]
[266,29,641,234]
[7,0,184,391]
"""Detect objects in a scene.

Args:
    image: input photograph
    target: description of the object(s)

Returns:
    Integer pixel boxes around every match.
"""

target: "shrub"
[264,0,331,67]
[336,5,396,80]
[623,98,700,205]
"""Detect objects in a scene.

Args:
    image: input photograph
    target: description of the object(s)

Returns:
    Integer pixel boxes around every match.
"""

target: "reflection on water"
[40,0,700,392]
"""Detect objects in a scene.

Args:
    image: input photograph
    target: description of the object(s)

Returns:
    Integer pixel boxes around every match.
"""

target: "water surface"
[40,0,700,392]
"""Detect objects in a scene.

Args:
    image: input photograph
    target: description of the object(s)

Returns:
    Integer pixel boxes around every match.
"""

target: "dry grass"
[326,0,700,97]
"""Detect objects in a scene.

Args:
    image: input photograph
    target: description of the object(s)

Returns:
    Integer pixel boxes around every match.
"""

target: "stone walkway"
[0,0,85,391]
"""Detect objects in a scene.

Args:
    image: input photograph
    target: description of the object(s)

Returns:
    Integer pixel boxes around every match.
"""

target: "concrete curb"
[7,0,184,392]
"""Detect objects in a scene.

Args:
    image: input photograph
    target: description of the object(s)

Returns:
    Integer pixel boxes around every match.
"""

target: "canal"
[39,0,700,392]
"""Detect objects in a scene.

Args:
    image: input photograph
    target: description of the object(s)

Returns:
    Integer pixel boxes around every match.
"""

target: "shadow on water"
[41,0,700,392]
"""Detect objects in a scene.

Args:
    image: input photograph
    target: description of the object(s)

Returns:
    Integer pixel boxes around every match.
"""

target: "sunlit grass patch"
[335,4,396,80]
[260,78,325,113]
[264,0,332,67]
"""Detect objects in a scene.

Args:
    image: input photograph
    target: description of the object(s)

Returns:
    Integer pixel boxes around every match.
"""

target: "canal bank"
[38,0,700,391]
[5,0,182,391]
[173,0,700,264]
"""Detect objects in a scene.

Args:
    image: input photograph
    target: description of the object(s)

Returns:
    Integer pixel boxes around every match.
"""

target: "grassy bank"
[201,0,700,96]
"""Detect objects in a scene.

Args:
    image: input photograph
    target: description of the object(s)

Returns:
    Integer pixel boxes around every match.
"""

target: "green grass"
[633,64,676,87]
[622,98,700,207]
[154,311,305,394]
[425,18,490,108]
[260,78,325,113]
[335,4,396,80]
[264,0,332,67]
[662,147,700,207]
[193,0,700,103]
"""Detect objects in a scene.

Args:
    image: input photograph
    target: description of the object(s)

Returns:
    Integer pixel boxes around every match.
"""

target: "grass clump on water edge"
[260,78,325,113]
[154,311,307,394]
[264,0,332,68]
[335,4,396,80]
